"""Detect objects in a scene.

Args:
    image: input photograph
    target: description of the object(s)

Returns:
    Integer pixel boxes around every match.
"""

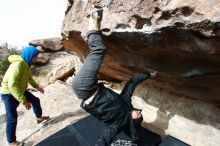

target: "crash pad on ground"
[36,115,161,146]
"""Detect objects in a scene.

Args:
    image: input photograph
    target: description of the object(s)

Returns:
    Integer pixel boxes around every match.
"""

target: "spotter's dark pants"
[1,91,42,143]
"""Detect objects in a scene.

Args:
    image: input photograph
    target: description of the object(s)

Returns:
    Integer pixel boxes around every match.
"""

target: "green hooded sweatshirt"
[0,55,39,103]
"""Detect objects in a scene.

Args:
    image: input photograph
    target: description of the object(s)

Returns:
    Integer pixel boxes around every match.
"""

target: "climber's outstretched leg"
[72,10,106,100]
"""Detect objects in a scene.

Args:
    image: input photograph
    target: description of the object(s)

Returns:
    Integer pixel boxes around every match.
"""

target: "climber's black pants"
[72,30,106,99]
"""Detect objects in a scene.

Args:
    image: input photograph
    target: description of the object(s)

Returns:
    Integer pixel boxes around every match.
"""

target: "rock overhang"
[61,0,220,106]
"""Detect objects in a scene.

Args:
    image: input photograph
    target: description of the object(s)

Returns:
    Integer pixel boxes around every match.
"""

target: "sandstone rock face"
[65,56,83,85]
[34,53,50,64]
[61,0,220,106]
[41,56,76,86]
[32,51,76,86]
[29,37,63,51]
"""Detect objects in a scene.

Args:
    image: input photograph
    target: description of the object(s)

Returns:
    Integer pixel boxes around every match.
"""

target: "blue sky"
[0,0,67,48]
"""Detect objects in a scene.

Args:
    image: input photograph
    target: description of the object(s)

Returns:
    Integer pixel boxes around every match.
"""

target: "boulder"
[32,51,76,86]
[41,57,76,86]
[29,37,63,51]
[61,0,220,106]
[65,56,83,85]
[34,53,50,64]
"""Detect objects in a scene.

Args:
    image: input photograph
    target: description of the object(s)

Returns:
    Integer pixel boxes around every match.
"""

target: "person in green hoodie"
[0,46,49,146]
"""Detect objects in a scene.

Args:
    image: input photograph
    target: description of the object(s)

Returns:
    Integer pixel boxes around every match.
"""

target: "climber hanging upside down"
[72,8,157,146]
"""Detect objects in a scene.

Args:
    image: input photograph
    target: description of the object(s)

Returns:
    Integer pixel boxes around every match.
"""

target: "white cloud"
[0,0,67,47]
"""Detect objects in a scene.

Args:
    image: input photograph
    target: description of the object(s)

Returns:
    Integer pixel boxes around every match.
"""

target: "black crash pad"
[36,115,161,146]
[159,136,190,146]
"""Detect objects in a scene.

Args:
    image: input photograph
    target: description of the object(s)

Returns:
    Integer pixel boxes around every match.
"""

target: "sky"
[0,0,67,48]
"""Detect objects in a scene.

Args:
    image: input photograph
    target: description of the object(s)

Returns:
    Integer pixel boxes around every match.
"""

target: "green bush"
[0,57,10,74]
[0,43,20,75]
